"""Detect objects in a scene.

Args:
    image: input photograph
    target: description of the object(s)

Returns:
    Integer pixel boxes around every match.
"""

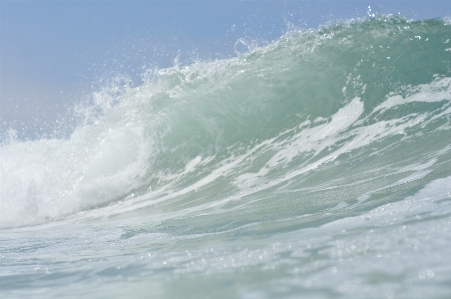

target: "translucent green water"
[1,17,451,298]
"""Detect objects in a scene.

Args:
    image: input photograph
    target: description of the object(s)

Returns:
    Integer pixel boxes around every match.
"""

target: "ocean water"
[1,16,451,298]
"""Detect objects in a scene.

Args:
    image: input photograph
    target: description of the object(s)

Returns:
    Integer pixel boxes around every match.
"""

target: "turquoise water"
[1,17,451,298]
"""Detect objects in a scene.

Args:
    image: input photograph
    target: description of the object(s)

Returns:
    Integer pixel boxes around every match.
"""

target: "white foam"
[0,101,153,228]
[372,77,451,114]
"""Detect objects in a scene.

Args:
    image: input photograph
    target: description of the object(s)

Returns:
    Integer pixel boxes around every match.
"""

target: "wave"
[1,16,451,228]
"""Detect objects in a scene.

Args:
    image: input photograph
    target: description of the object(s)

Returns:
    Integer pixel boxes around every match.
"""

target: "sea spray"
[1,16,451,298]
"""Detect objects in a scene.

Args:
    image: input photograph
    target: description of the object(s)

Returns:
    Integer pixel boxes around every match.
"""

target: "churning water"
[1,16,451,298]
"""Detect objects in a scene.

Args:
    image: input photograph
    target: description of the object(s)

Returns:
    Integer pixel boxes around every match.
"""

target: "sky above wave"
[1,0,450,139]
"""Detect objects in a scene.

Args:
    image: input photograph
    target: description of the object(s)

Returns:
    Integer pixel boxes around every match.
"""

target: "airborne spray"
[1,17,451,298]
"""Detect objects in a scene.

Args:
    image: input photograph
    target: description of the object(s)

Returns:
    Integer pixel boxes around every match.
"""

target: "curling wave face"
[2,16,451,299]
[1,16,451,231]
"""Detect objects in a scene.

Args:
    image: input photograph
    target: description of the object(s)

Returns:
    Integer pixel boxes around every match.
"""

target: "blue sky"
[1,0,450,138]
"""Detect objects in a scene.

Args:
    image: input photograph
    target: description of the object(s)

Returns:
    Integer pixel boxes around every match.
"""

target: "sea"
[1,16,451,298]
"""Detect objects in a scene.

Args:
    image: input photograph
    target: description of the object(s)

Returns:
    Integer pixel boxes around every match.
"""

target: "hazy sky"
[1,0,450,138]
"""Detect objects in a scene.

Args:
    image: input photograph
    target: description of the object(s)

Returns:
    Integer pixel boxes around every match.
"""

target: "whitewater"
[1,16,451,298]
